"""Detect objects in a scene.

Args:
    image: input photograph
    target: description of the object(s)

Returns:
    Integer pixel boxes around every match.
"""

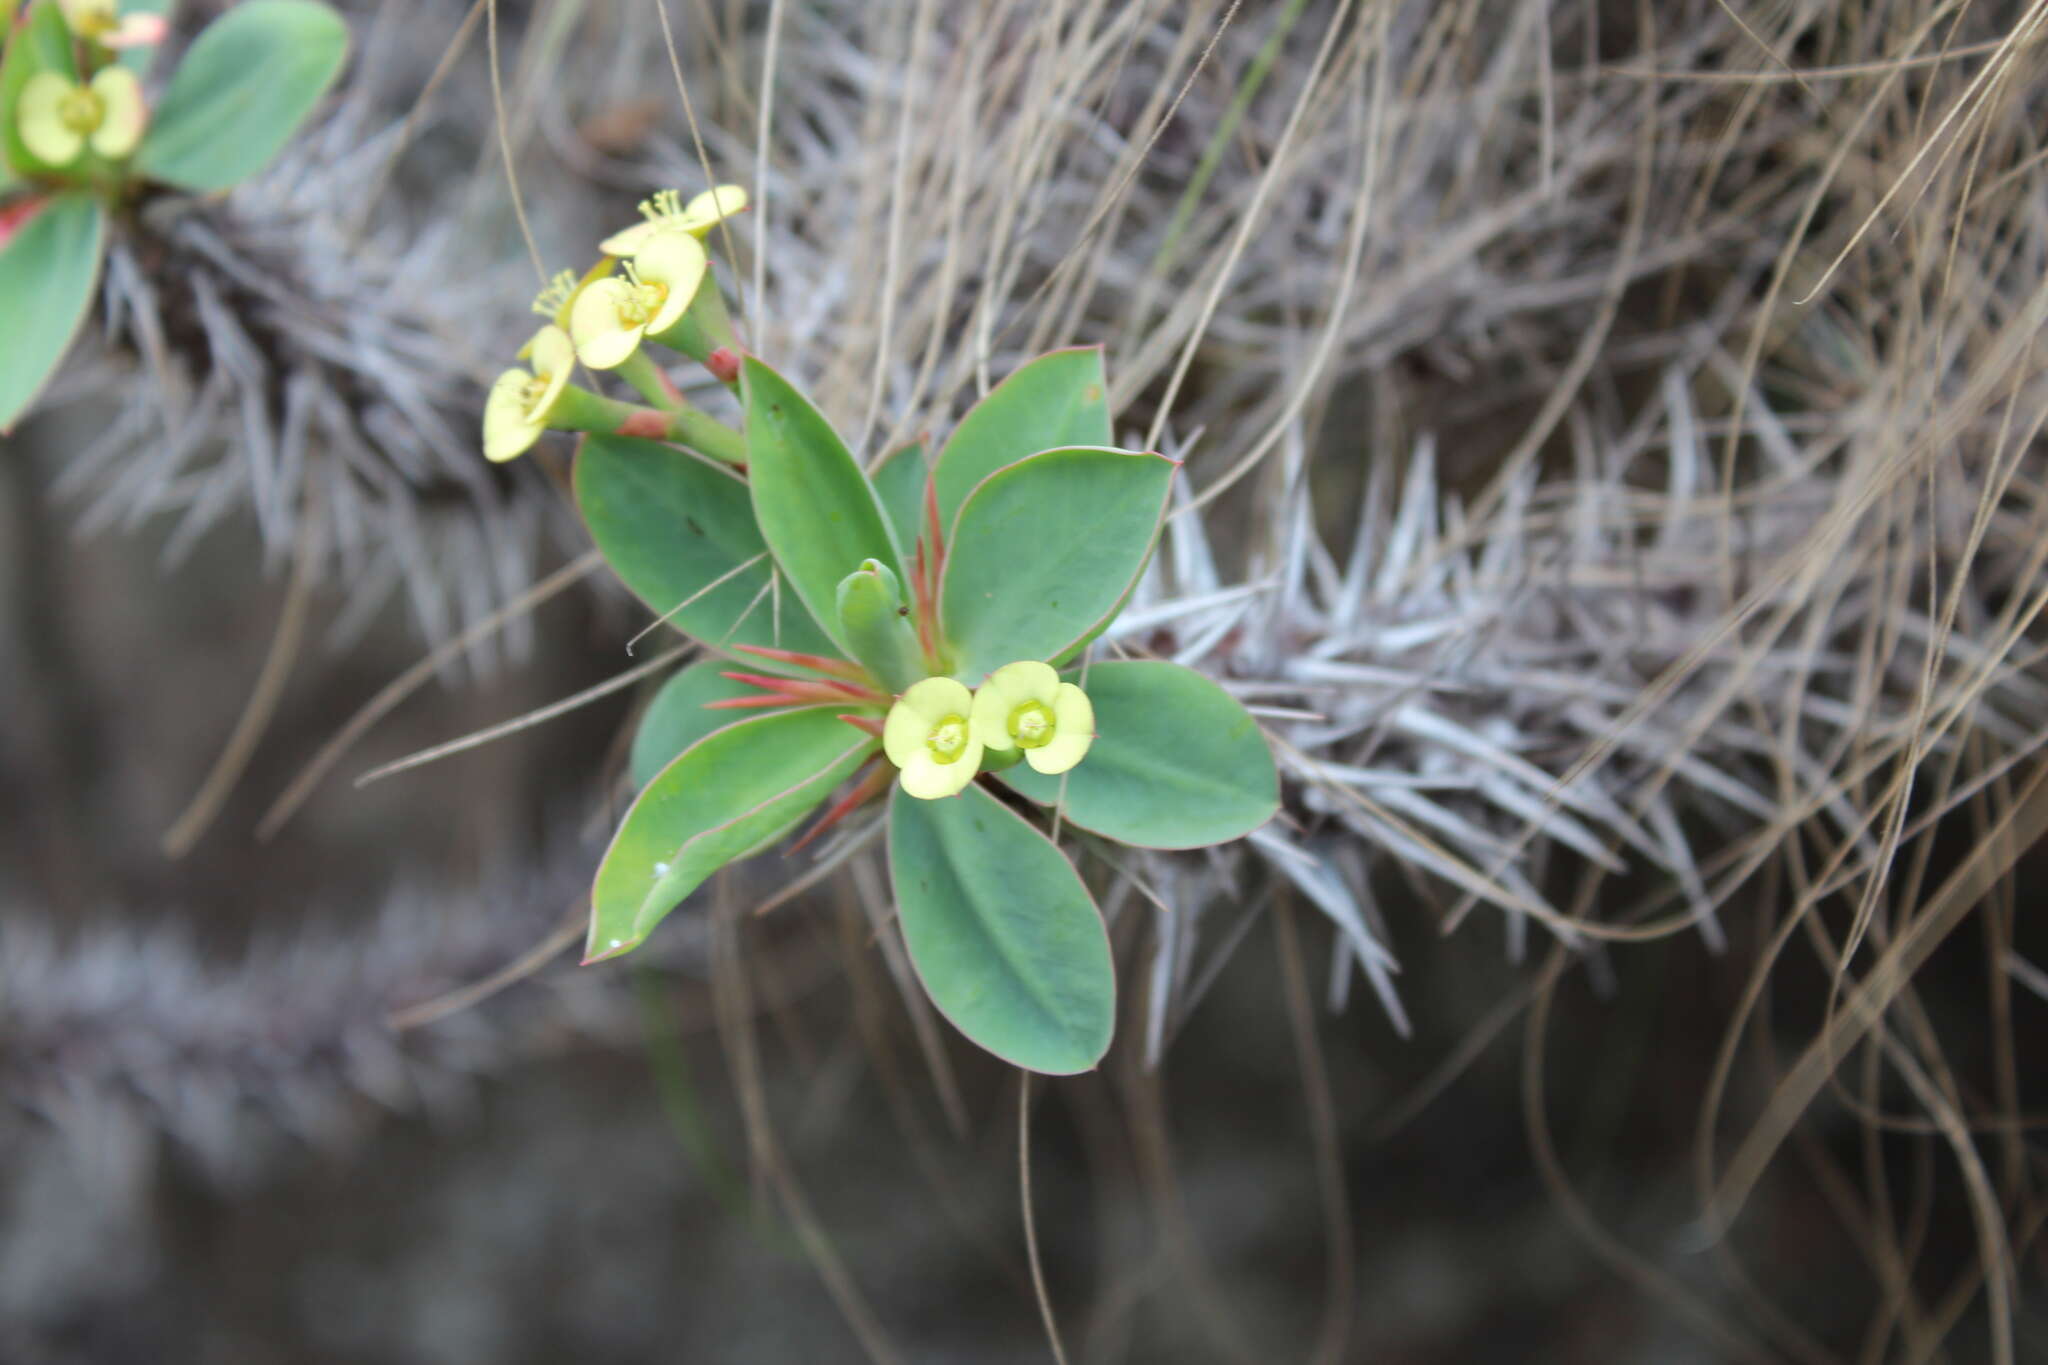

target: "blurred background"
[3,1,2046,1360]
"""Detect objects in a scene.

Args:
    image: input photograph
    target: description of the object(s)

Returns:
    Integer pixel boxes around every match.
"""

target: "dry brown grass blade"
[1018,1073,1073,1365]
[162,481,325,857]
[386,900,586,1031]
[1272,893,1354,1365]
[1704,754,2048,1244]
[256,550,604,840]
[708,878,907,1364]
[1524,945,1779,1365]
[353,645,686,789]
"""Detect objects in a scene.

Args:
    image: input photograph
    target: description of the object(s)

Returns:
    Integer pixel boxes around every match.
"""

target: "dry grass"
[9,0,2048,1359]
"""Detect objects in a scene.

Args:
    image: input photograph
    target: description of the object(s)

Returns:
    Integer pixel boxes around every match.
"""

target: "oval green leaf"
[590,707,876,961]
[136,0,349,193]
[0,3,78,178]
[1004,660,1278,848]
[0,194,104,433]
[575,433,837,670]
[742,357,904,655]
[868,440,927,555]
[940,446,1174,682]
[887,781,1115,1074]
[628,659,757,789]
[933,347,1111,527]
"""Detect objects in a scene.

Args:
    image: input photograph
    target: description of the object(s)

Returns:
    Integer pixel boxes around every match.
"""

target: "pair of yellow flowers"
[883,661,1095,800]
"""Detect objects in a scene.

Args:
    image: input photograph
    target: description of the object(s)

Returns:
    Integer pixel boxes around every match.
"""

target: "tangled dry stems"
[8,0,2048,1359]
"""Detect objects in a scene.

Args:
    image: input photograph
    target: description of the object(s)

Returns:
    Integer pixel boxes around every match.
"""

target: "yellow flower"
[481,325,574,462]
[970,661,1095,775]
[568,231,706,370]
[59,0,165,46]
[884,677,983,800]
[599,185,749,258]
[18,67,146,166]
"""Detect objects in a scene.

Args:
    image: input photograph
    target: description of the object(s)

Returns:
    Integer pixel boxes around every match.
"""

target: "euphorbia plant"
[490,186,1279,1075]
[0,0,349,430]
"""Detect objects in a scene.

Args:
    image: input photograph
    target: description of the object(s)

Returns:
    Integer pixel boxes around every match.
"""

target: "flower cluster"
[884,661,1094,799]
[479,184,746,464]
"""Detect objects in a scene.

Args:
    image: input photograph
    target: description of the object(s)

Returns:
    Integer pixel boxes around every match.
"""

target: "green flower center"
[59,87,104,135]
[518,370,552,420]
[1008,701,1054,749]
[926,715,970,764]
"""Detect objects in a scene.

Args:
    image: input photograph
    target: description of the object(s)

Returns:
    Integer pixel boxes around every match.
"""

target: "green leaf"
[741,356,905,656]
[628,659,756,789]
[940,446,1174,682]
[575,433,837,670]
[590,707,876,960]
[868,440,927,554]
[0,194,104,433]
[1005,661,1278,849]
[136,0,349,193]
[932,348,1110,528]
[0,2,77,178]
[887,782,1115,1074]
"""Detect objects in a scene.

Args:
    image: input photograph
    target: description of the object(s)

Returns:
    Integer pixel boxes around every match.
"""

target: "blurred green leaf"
[575,433,837,671]
[939,446,1174,681]
[932,348,1110,529]
[868,440,927,555]
[741,356,904,656]
[0,2,78,178]
[888,781,1115,1074]
[590,707,875,960]
[1005,661,1278,848]
[628,659,756,789]
[0,194,104,432]
[136,0,348,192]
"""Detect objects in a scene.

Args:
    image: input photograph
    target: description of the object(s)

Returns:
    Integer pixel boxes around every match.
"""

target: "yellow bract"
[482,326,574,462]
[18,67,146,166]
[884,677,984,800]
[568,231,707,370]
[970,661,1095,775]
[599,185,749,258]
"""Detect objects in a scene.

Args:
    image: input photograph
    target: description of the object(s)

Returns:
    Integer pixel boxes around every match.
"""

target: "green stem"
[667,404,749,465]
[543,385,746,464]
[613,349,683,412]
[648,269,739,376]
[545,384,656,434]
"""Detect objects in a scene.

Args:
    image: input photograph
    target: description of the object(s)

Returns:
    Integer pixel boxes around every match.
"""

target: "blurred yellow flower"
[599,185,749,258]
[18,67,146,165]
[481,326,574,462]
